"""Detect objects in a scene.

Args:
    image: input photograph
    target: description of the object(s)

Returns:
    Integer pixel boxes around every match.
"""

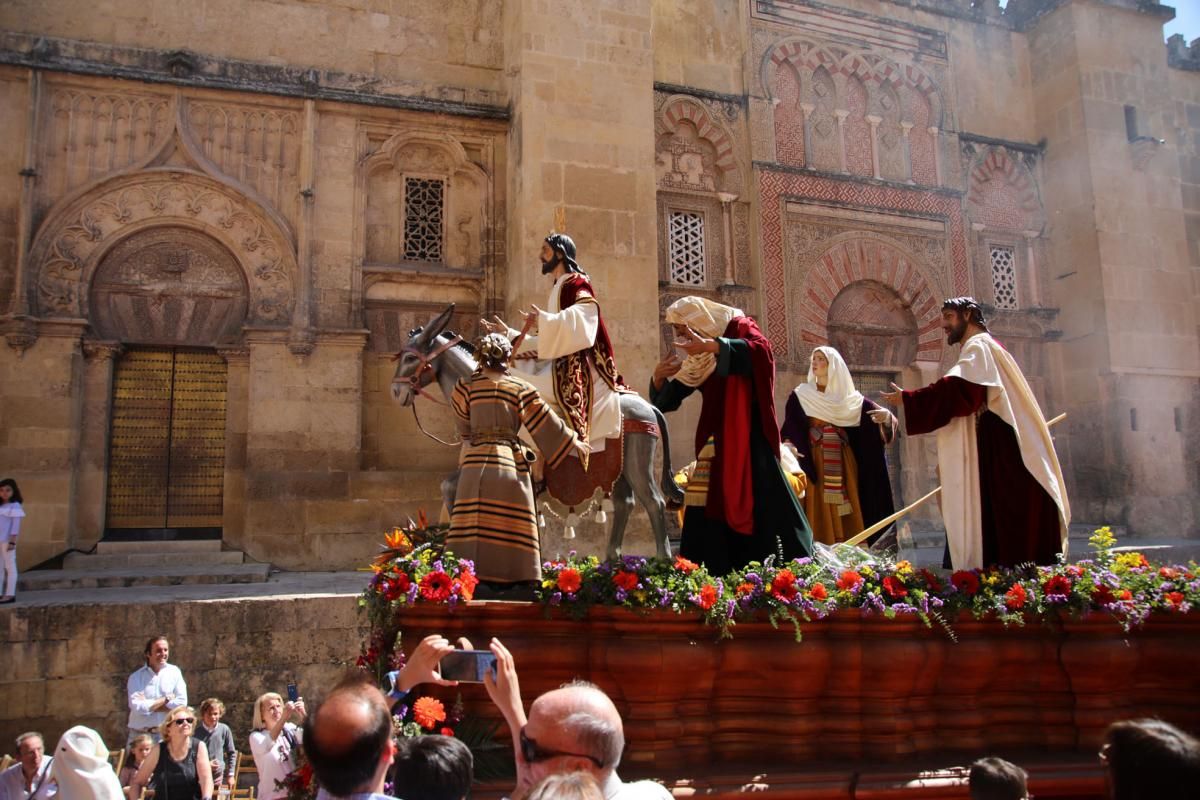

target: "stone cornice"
[0,31,509,121]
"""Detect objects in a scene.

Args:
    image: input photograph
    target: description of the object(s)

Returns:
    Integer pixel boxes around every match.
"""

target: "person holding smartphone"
[249,690,306,800]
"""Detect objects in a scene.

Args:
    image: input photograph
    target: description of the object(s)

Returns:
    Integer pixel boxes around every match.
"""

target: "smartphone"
[439,650,497,683]
[286,683,299,702]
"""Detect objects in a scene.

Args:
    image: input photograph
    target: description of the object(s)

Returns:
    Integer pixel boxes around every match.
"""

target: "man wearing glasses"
[476,638,672,800]
[127,636,188,744]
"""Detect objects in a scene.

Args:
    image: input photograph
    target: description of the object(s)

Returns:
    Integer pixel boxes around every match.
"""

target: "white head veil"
[664,296,744,388]
[793,346,864,427]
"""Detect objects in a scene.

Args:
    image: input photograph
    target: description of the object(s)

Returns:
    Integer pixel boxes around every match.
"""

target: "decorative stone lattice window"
[667,210,706,286]
[403,177,444,262]
[989,245,1018,310]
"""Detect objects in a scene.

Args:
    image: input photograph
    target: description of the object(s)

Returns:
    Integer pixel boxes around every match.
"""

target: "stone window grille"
[667,210,706,286]
[403,176,444,262]
[989,244,1018,310]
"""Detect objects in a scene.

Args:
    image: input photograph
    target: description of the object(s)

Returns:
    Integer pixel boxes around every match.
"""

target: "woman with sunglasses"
[129,706,214,800]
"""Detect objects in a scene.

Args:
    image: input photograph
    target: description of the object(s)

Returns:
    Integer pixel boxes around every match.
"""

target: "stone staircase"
[17,539,270,592]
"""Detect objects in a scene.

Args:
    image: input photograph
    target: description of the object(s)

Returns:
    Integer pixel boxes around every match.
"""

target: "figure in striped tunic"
[448,333,587,586]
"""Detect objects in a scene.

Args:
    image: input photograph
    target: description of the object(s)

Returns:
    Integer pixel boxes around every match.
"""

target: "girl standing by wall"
[0,478,25,604]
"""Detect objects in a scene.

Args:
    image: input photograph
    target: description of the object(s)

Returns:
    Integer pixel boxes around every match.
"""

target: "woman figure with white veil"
[780,347,897,546]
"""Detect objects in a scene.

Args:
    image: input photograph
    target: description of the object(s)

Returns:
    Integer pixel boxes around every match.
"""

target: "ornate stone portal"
[89,227,248,346]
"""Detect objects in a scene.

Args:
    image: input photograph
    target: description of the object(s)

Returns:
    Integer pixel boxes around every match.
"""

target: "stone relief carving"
[37,85,173,214]
[89,227,248,345]
[30,171,295,325]
[186,101,303,227]
[654,95,744,195]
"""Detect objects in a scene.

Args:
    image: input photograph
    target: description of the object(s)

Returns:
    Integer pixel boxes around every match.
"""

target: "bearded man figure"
[650,296,813,574]
[881,297,1070,570]
[482,233,626,457]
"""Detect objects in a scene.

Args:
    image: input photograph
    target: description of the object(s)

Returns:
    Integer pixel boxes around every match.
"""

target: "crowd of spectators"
[3,630,1198,800]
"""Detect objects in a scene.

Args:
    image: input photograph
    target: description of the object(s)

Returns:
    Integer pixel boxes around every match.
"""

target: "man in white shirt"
[127,635,188,744]
[0,732,57,799]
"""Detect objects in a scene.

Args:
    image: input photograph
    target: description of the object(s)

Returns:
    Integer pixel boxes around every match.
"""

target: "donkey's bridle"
[392,333,463,407]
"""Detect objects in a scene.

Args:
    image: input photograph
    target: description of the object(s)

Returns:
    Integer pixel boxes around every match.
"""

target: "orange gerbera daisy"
[412,696,446,730]
[557,568,583,594]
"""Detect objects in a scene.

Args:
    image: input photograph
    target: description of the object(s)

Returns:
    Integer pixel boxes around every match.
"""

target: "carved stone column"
[901,121,915,184]
[718,192,738,286]
[799,103,815,168]
[834,109,850,173]
[72,340,124,547]
[289,99,317,357]
[217,345,251,550]
[866,115,882,179]
[1023,229,1041,307]
[929,126,942,186]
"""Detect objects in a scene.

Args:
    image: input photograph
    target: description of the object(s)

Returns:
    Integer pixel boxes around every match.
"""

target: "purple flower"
[745,572,763,586]
[615,588,628,603]
[550,591,563,606]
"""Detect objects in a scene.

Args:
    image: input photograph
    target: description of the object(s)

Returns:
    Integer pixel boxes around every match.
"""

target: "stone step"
[63,550,245,569]
[17,563,271,592]
[96,540,223,555]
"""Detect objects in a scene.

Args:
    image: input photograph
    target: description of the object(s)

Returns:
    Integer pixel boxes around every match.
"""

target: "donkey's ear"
[426,303,456,339]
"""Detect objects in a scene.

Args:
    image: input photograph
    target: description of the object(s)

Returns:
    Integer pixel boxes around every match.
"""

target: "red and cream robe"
[508,273,627,452]
[901,332,1070,569]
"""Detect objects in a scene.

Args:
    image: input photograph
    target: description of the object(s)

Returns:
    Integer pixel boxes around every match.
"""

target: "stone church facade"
[0,0,1196,570]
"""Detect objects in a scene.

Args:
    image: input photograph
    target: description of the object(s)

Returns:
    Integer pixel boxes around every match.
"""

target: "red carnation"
[440,727,455,737]
[394,572,412,592]
[836,570,863,591]
[697,584,718,611]
[882,576,908,600]
[1119,589,1133,601]
[810,582,829,601]
[556,568,582,594]
[1042,575,1073,597]
[675,556,699,574]
[1166,591,1186,609]
[613,571,639,591]
[1092,585,1116,606]
[1004,584,1028,610]
[951,570,980,596]
[1159,567,1181,580]
[419,571,454,602]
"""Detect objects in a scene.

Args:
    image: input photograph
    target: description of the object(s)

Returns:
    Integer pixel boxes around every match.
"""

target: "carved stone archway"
[90,227,249,346]
[28,169,296,329]
[827,280,918,369]
[793,234,945,365]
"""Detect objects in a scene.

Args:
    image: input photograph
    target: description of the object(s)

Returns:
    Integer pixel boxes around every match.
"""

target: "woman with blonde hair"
[129,706,213,800]
[249,691,305,800]
[527,771,605,800]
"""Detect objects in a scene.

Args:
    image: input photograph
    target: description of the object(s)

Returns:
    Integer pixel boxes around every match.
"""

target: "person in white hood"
[48,727,123,800]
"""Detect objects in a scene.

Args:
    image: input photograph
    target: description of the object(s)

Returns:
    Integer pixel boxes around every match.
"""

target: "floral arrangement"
[534,527,1198,640]
[360,517,479,634]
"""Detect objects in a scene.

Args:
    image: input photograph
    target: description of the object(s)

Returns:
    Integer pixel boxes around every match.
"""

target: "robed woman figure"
[448,333,586,586]
[780,346,897,545]
[650,296,813,575]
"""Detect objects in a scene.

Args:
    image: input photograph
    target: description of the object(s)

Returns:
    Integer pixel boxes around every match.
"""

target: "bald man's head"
[303,673,394,796]
[526,681,625,776]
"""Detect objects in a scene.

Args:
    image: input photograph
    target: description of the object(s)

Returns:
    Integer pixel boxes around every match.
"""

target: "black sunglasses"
[173,718,196,727]
[519,727,604,768]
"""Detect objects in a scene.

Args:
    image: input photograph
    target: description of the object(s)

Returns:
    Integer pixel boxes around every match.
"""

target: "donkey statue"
[391,304,683,559]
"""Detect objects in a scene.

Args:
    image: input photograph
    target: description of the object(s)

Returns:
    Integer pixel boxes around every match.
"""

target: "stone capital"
[82,340,123,362]
[799,103,816,115]
[865,114,882,126]
[217,345,251,365]
[833,109,850,120]
[717,192,739,205]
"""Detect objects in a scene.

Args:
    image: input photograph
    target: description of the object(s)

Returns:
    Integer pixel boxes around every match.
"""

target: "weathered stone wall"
[0,594,366,752]
[0,0,504,107]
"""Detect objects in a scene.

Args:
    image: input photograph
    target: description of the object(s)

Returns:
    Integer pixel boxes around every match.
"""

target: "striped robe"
[448,371,578,583]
